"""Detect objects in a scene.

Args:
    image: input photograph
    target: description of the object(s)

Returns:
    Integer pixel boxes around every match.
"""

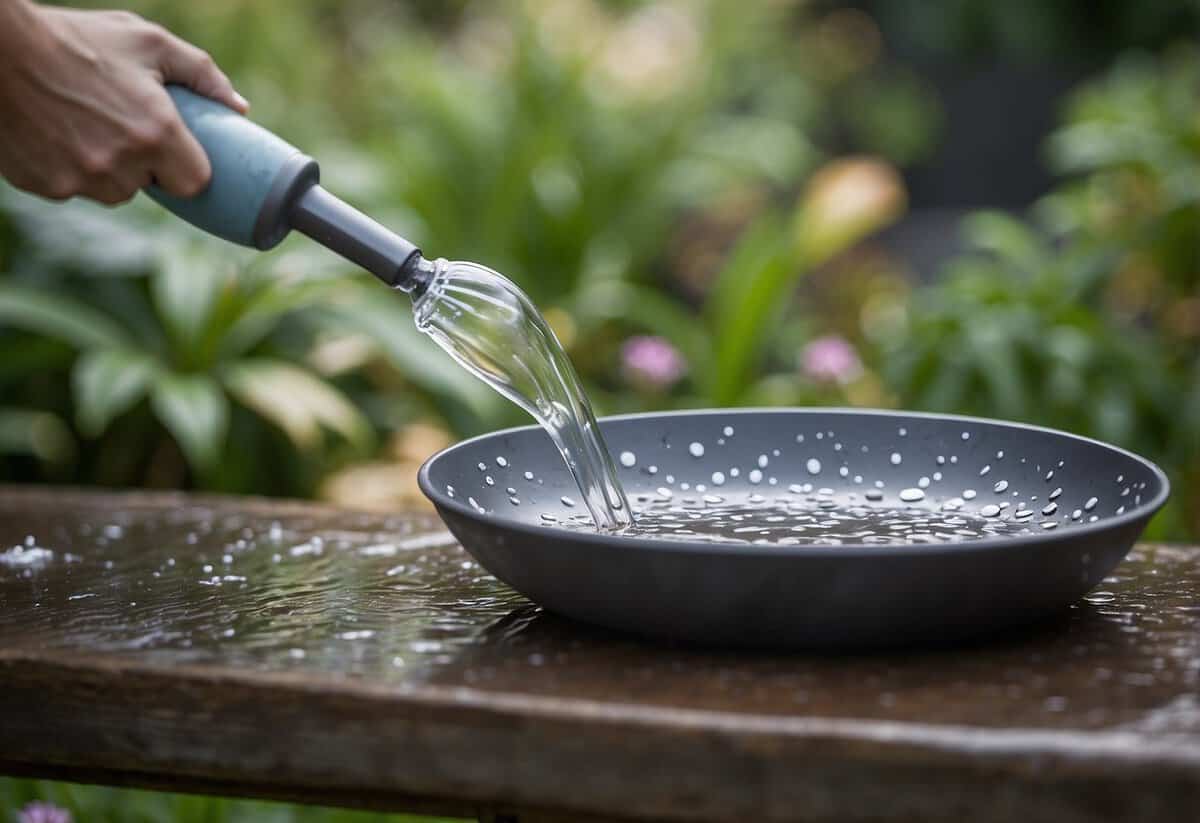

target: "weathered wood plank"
[1,486,1198,822]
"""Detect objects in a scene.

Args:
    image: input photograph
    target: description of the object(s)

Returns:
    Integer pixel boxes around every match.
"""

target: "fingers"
[80,174,143,206]
[143,88,212,197]
[154,28,248,114]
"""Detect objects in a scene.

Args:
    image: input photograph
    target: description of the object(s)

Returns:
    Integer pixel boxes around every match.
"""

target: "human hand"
[0,0,248,204]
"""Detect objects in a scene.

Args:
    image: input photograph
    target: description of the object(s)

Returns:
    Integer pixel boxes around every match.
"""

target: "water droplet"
[979,465,991,476]
[1084,496,1099,511]
[1049,487,1062,500]
[729,468,740,477]
[647,465,658,475]
[1045,470,1054,481]
[806,458,822,475]
[993,480,1009,493]
[496,456,508,467]
[890,452,902,465]
[980,505,1001,517]
[748,469,763,484]
[657,487,673,499]
[917,476,930,489]
[839,466,850,478]
[711,471,726,486]
[963,489,977,499]
[484,476,495,486]
[899,488,925,502]
[688,442,705,458]
[961,431,970,440]
[1071,509,1083,521]
[996,450,1005,459]
[724,426,735,437]
[619,451,636,468]
[865,490,884,501]
[936,455,946,465]
[898,427,908,437]
[1041,521,1058,530]
[561,496,577,507]
[477,462,487,472]
[524,470,535,481]
[757,454,769,468]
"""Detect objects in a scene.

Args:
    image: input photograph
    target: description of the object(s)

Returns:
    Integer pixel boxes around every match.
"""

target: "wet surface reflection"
[1,488,1198,737]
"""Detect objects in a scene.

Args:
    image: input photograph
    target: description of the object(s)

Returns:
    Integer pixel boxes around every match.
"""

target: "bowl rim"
[417,407,1171,558]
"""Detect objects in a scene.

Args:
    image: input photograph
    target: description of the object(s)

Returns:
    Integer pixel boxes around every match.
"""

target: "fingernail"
[233,92,250,112]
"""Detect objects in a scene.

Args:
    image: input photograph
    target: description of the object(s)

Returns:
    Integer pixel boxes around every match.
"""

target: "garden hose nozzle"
[145,86,434,294]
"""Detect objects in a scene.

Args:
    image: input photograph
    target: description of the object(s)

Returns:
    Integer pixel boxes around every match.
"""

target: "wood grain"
[1,486,1197,822]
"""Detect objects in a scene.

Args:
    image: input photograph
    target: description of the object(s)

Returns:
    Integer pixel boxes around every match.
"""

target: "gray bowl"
[419,409,1169,648]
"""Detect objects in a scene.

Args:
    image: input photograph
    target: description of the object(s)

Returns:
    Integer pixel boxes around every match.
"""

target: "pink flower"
[800,335,863,384]
[621,335,687,389]
[18,802,72,823]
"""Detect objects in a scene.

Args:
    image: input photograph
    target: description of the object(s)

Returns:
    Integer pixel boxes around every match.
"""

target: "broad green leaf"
[72,349,159,437]
[0,283,128,349]
[218,277,344,359]
[152,244,233,350]
[961,211,1048,276]
[223,358,371,450]
[0,188,161,274]
[150,373,228,472]
[319,294,498,418]
[0,407,74,462]
[705,217,795,405]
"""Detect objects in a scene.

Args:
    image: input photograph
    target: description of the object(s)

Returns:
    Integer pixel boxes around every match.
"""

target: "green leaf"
[705,216,796,404]
[72,349,158,437]
[218,276,344,360]
[223,358,372,450]
[151,244,232,350]
[320,293,498,418]
[150,373,228,473]
[0,407,74,462]
[0,283,128,349]
[961,211,1048,276]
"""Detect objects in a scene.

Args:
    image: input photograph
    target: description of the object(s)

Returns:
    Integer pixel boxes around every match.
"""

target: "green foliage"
[0,777,463,823]
[0,0,931,494]
[882,45,1200,539]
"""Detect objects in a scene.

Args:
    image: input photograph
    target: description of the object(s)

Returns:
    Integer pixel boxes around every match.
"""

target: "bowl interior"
[422,410,1167,543]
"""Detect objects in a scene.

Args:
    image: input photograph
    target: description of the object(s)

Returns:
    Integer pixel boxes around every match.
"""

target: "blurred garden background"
[1,0,1198,819]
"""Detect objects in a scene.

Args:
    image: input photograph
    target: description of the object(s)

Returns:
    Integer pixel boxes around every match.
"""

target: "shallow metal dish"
[419,409,1169,648]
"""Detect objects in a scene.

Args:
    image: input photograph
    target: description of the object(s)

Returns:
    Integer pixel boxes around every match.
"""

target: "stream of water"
[412,259,633,531]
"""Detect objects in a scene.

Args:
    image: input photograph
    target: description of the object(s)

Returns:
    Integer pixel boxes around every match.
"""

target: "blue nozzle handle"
[145,85,318,250]
[145,85,428,290]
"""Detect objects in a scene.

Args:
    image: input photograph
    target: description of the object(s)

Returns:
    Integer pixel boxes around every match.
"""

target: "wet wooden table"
[0,487,1197,823]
